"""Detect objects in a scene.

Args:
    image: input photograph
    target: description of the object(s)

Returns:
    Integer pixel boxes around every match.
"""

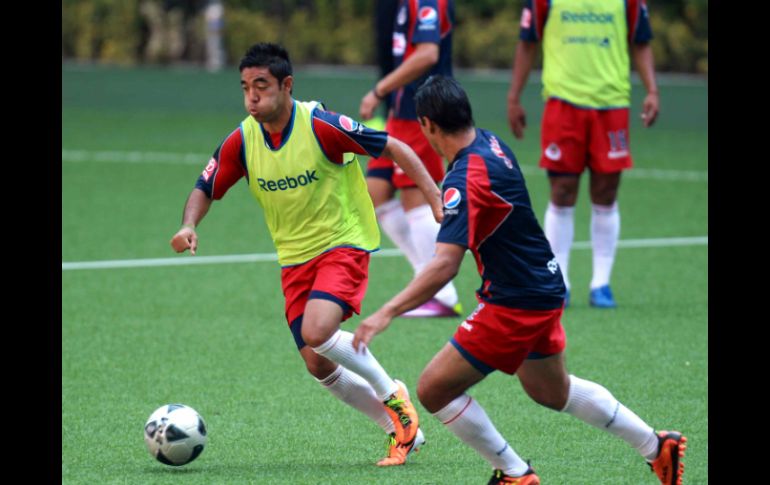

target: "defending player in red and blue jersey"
[359,0,461,318]
[355,76,686,484]
[170,43,443,466]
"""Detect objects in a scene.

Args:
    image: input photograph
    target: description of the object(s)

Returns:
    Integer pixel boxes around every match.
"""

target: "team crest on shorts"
[545,143,562,161]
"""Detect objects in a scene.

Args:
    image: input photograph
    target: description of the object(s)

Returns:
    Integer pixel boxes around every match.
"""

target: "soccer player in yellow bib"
[508,0,660,309]
[170,43,441,466]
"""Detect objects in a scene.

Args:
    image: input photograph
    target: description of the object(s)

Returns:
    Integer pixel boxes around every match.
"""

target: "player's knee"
[523,383,568,410]
[301,326,327,349]
[550,182,579,206]
[304,356,337,379]
[416,374,442,413]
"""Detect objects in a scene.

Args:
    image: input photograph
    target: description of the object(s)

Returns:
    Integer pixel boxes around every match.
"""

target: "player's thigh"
[417,343,486,413]
[588,170,621,205]
[517,352,570,410]
[367,175,395,207]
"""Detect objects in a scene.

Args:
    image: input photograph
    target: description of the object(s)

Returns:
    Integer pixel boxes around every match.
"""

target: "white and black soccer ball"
[144,404,207,466]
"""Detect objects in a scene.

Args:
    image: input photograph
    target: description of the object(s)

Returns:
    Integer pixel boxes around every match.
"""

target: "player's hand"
[359,91,380,121]
[507,100,527,139]
[170,226,198,255]
[353,310,393,353]
[641,92,659,128]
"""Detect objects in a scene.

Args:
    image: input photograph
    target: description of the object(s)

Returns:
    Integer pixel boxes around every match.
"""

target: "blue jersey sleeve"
[633,0,653,43]
[436,161,469,248]
[411,0,442,44]
[312,109,388,163]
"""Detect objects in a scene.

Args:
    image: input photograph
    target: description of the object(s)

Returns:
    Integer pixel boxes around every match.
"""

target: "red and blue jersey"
[390,0,454,120]
[519,0,652,44]
[195,105,388,199]
[437,128,566,310]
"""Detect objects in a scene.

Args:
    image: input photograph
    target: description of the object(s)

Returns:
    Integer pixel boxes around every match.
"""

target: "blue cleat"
[589,285,617,308]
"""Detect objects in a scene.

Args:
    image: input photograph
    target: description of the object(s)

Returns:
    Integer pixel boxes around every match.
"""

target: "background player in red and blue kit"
[359,0,460,318]
[170,43,443,466]
[354,76,685,484]
[508,0,659,308]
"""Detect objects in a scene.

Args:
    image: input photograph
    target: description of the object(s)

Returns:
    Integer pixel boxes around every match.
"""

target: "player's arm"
[360,42,439,120]
[170,128,246,255]
[353,242,465,351]
[507,41,538,139]
[381,135,443,222]
[170,188,211,255]
[631,43,659,127]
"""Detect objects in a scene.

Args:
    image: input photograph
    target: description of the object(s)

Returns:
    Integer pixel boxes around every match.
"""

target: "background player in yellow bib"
[170,43,442,466]
[507,0,659,308]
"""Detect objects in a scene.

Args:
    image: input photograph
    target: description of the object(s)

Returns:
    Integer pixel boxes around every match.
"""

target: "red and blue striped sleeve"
[627,0,653,43]
[195,127,247,199]
[311,109,388,164]
[519,0,550,42]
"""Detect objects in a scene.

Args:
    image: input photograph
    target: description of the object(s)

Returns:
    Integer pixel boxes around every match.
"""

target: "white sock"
[434,394,530,476]
[561,375,658,459]
[376,199,422,271]
[406,204,459,307]
[317,366,395,434]
[590,202,619,289]
[544,202,574,290]
[311,330,397,401]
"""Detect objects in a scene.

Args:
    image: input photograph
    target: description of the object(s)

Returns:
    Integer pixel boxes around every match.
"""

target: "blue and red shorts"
[451,299,566,375]
[281,247,370,349]
[539,98,633,175]
[367,118,445,188]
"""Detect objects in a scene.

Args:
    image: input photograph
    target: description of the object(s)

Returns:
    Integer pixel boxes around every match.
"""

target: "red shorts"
[539,98,633,174]
[281,247,370,331]
[452,300,566,375]
[367,118,445,188]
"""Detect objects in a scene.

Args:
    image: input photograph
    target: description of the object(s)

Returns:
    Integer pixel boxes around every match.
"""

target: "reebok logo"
[561,11,614,23]
[257,170,319,192]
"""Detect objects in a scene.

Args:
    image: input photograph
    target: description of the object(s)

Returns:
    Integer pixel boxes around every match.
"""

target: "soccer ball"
[144,404,207,466]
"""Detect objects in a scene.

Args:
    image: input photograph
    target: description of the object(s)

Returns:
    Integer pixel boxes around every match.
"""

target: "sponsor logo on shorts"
[460,321,473,332]
[545,143,562,161]
[467,303,485,321]
[202,157,217,182]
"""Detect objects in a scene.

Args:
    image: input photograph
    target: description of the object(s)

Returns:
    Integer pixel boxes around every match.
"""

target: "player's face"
[240,67,292,123]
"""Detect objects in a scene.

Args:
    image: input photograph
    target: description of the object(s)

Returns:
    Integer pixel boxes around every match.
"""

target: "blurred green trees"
[62,0,708,73]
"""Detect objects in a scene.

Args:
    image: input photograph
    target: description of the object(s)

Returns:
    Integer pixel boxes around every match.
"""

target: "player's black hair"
[239,43,293,85]
[414,75,474,134]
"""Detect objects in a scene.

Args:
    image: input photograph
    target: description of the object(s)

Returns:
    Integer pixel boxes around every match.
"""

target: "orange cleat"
[649,430,687,485]
[487,467,540,485]
[376,428,425,466]
[382,379,419,444]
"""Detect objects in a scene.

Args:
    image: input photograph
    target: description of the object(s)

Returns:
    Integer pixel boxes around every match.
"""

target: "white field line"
[62,236,708,271]
[62,149,708,183]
